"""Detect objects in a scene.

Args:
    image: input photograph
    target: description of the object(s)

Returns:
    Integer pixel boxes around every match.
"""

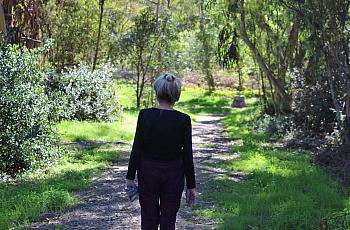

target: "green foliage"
[218,0,350,140]
[196,106,350,229]
[290,70,336,135]
[0,143,123,229]
[46,64,121,122]
[169,30,202,73]
[0,44,59,176]
[43,0,99,67]
[116,7,159,65]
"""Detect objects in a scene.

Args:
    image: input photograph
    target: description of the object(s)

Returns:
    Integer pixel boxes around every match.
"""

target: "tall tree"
[92,0,105,71]
[199,0,215,91]
[120,8,161,108]
[236,0,290,112]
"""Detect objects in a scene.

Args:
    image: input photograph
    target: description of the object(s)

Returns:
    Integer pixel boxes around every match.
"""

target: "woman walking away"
[126,72,196,230]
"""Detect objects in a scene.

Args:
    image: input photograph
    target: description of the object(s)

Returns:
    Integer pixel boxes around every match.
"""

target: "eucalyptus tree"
[220,0,350,143]
[92,0,106,71]
[42,0,100,68]
[119,8,164,108]
[224,0,298,113]
[198,0,216,91]
[1,0,42,47]
[282,0,350,145]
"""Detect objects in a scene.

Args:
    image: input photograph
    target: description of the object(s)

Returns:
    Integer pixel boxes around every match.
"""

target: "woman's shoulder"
[176,110,191,120]
[141,107,190,119]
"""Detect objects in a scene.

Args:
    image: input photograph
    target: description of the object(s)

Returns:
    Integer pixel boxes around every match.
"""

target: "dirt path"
[28,114,240,230]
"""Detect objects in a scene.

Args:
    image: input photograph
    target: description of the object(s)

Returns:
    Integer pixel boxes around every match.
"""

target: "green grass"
[177,88,235,114]
[197,106,350,230]
[57,111,138,142]
[177,87,258,115]
[0,144,125,229]
[114,80,136,109]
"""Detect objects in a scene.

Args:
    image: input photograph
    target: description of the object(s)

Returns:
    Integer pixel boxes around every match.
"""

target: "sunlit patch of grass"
[178,88,260,115]
[194,207,219,219]
[201,143,218,148]
[57,111,138,142]
[177,88,234,114]
[198,106,350,229]
[0,144,125,229]
[114,80,136,109]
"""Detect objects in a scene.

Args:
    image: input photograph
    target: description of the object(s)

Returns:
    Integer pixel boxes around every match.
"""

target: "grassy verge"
[0,143,126,229]
[0,81,139,229]
[197,106,350,229]
[57,111,138,142]
[177,87,235,115]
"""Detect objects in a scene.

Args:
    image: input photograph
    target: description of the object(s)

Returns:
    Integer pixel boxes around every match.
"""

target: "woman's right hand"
[126,179,136,189]
[186,188,196,207]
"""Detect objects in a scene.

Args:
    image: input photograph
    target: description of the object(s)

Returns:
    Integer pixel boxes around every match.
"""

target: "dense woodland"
[0,0,350,229]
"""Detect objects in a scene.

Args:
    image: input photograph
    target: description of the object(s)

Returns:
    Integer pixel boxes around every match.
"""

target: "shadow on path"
[27,114,242,230]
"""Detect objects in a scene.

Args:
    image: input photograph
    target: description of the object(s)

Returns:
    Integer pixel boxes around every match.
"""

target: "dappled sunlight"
[203,105,350,229]
[0,143,126,228]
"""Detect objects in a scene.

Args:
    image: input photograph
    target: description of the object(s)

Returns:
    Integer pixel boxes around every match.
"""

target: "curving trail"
[28,114,241,230]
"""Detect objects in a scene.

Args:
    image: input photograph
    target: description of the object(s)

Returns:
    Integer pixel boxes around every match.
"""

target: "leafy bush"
[254,113,290,138]
[46,64,121,121]
[0,45,60,176]
[291,70,336,135]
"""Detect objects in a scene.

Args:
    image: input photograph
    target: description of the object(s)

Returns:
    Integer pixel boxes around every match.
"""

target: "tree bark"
[200,0,215,92]
[238,0,290,112]
[345,79,350,145]
[92,0,105,71]
[0,0,6,40]
[237,61,243,91]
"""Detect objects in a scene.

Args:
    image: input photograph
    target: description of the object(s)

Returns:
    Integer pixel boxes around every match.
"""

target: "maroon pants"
[137,158,184,230]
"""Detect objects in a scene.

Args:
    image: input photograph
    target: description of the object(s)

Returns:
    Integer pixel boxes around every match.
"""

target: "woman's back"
[140,107,191,160]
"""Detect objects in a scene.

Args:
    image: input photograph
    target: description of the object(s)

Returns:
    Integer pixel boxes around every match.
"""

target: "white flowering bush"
[0,45,60,176]
[46,64,121,121]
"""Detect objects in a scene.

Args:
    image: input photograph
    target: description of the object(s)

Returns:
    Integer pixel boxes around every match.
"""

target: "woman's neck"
[156,102,174,110]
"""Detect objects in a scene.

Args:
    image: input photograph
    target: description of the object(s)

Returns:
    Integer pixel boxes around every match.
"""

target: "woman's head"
[154,72,182,105]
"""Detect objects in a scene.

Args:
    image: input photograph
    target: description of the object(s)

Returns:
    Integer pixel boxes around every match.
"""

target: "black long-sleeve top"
[126,108,196,189]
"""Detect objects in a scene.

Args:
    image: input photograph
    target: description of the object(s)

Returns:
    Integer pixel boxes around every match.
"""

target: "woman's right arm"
[126,110,144,181]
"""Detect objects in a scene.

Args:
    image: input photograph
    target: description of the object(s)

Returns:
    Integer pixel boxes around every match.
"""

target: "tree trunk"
[345,79,350,145]
[92,0,105,71]
[344,49,350,146]
[200,0,215,92]
[0,0,6,40]
[136,71,141,109]
[237,61,243,91]
[260,69,268,111]
[238,0,290,112]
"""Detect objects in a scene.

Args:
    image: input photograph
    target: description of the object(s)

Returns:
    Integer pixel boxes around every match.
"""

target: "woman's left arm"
[126,110,144,181]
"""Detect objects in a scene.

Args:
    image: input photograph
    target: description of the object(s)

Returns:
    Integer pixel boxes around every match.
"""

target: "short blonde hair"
[153,72,182,104]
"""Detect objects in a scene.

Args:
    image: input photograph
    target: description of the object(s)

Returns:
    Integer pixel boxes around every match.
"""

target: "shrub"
[46,64,121,121]
[0,45,60,176]
[291,70,336,135]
